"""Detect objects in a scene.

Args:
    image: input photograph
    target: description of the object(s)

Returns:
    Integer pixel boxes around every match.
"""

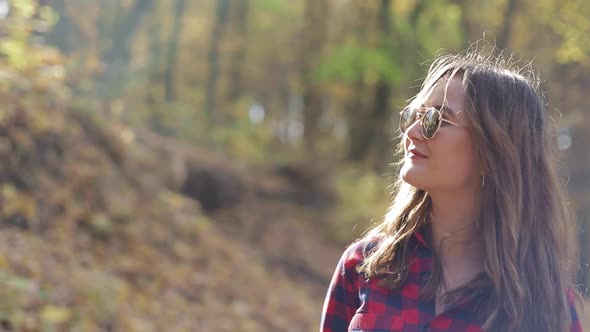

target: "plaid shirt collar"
[413,226,429,247]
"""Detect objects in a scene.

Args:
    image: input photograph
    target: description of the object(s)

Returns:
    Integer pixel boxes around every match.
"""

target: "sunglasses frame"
[399,106,462,139]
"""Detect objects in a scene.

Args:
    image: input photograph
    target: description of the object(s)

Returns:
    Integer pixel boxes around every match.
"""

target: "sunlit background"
[0,0,589,330]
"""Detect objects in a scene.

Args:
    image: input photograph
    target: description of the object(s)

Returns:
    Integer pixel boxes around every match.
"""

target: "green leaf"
[313,45,402,85]
[253,0,290,15]
[0,40,29,69]
[13,0,36,19]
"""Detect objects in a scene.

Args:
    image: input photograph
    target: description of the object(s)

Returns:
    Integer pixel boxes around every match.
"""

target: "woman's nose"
[405,117,424,140]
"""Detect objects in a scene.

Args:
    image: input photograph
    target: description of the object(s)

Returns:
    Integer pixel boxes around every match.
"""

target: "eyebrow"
[421,104,459,117]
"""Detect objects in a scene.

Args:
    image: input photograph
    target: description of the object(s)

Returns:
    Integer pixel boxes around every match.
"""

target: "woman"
[320,48,584,331]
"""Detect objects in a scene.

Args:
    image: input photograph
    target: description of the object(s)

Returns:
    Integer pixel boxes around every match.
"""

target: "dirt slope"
[0,108,341,331]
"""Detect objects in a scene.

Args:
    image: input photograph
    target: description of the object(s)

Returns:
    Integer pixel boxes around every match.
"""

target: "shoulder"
[337,236,382,271]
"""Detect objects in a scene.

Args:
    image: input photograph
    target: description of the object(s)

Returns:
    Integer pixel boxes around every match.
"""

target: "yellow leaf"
[0,254,8,268]
[40,305,71,324]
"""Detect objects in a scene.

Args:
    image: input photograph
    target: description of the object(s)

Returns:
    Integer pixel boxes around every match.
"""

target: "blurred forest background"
[0,0,589,331]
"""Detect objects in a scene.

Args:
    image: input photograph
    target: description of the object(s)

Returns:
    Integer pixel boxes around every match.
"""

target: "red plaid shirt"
[320,231,583,332]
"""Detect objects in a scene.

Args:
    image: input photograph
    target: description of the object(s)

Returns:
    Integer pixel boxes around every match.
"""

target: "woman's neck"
[429,187,484,290]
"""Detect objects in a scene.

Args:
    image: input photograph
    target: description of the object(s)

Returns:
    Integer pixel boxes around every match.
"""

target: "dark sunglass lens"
[400,108,416,133]
[422,108,440,138]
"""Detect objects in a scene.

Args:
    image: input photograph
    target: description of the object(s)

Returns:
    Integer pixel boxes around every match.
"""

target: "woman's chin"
[400,165,427,189]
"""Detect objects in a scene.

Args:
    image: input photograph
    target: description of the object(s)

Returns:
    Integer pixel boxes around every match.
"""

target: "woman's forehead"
[422,77,465,111]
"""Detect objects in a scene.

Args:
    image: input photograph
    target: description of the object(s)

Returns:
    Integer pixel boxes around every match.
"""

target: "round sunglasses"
[399,106,462,139]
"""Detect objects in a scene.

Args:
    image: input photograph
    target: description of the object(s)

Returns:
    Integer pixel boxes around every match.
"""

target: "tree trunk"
[347,2,373,162]
[452,0,473,49]
[370,0,393,171]
[496,0,518,50]
[227,0,250,102]
[301,0,328,157]
[46,0,79,53]
[146,6,163,105]
[371,79,393,171]
[164,0,187,102]
[205,0,231,125]
[98,0,156,107]
[102,0,156,65]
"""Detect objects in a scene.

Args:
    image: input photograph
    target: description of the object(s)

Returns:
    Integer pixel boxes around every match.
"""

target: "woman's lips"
[409,149,427,159]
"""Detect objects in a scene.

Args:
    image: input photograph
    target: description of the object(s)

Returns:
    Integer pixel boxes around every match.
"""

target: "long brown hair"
[357,47,579,331]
